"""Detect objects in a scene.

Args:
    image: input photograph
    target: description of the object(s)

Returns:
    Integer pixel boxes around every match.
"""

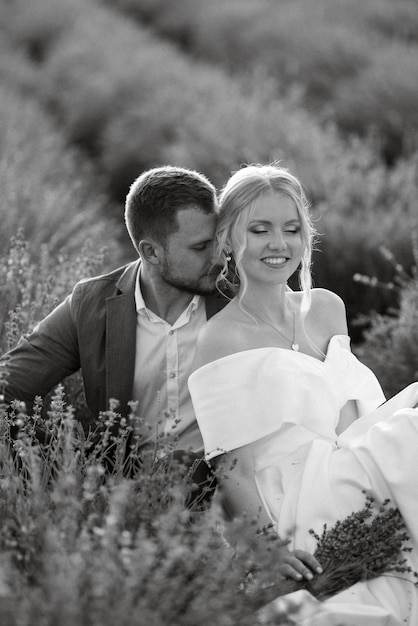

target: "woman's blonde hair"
[216,163,317,313]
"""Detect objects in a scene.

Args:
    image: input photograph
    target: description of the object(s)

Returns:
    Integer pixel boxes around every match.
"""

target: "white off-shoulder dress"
[188,335,418,626]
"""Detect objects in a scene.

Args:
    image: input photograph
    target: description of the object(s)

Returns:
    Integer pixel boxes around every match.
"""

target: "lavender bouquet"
[247,493,417,609]
[303,493,416,601]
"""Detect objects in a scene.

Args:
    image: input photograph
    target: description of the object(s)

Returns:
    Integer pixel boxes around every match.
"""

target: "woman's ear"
[225,239,233,261]
[138,239,162,265]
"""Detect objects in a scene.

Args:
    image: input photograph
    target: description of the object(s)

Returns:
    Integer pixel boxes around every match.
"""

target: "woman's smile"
[261,256,289,267]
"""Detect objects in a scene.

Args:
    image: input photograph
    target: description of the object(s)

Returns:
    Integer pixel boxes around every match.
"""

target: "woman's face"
[237,191,304,287]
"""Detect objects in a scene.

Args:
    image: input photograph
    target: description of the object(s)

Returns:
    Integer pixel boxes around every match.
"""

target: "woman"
[188,163,418,625]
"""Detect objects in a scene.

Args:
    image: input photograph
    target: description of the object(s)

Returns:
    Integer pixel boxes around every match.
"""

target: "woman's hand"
[277,547,322,581]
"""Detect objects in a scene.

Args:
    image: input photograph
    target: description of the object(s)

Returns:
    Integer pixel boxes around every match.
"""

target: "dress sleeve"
[331,335,386,415]
[188,351,282,459]
[188,348,327,460]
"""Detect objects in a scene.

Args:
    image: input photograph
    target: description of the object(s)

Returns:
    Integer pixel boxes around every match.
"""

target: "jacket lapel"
[105,261,139,415]
[205,289,229,319]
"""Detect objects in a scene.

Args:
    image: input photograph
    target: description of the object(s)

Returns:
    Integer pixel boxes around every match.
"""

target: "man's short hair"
[125,165,218,252]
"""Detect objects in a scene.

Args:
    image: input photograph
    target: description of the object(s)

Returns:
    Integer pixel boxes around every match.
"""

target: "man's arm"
[1,292,81,406]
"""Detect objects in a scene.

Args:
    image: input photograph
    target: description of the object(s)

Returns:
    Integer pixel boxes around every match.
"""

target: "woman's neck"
[238,283,294,325]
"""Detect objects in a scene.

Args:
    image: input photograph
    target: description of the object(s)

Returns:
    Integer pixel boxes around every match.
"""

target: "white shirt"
[131,269,207,452]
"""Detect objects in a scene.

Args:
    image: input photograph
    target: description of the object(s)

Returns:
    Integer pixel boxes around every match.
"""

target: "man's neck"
[139,268,195,325]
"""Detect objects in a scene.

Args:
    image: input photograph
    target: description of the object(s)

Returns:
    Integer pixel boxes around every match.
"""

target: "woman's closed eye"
[250,226,300,235]
[250,227,269,234]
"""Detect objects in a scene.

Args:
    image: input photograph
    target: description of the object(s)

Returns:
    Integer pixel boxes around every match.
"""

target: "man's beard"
[160,263,221,296]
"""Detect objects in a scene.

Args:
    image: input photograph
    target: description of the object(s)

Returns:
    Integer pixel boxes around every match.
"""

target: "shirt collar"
[134,266,147,313]
[135,266,202,317]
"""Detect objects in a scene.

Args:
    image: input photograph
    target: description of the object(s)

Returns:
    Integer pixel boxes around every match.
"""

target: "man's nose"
[209,240,220,264]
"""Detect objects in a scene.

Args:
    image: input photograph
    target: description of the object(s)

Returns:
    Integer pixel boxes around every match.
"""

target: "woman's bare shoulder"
[309,288,348,334]
[192,303,246,370]
[311,287,345,309]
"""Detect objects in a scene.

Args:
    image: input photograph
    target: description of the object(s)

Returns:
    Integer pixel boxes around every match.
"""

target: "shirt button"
[169,372,176,378]
[169,330,174,335]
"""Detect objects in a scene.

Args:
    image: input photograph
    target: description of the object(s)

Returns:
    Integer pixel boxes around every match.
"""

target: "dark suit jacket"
[2,260,228,422]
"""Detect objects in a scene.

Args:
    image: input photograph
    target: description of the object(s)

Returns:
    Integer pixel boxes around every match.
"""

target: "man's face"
[160,207,219,295]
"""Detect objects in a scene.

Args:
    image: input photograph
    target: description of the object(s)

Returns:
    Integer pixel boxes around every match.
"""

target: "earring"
[225,250,232,262]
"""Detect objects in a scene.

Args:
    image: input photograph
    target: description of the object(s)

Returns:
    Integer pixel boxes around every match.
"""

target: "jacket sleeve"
[0,288,81,406]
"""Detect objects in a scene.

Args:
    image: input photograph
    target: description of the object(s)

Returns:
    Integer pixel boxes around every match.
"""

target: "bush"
[362,0,418,43]
[311,144,418,337]
[0,386,298,626]
[1,0,418,330]
[334,44,418,163]
[0,80,123,259]
[0,231,111,429]
[355,245,418,397]
[0,0,346,195]
[111,0,418,163]
[0,0,73,63]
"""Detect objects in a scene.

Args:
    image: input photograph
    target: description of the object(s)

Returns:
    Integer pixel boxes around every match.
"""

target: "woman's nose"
[268,232,286,250]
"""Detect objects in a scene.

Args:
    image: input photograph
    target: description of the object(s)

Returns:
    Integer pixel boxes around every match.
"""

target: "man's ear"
[138,239,163,265]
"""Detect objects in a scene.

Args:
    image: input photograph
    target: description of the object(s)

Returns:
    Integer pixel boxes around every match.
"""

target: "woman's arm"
[336,400,359,434]
[215,446,322,582]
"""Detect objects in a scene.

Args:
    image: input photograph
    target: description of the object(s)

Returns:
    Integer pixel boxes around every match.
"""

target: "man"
[1,166,226,499]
